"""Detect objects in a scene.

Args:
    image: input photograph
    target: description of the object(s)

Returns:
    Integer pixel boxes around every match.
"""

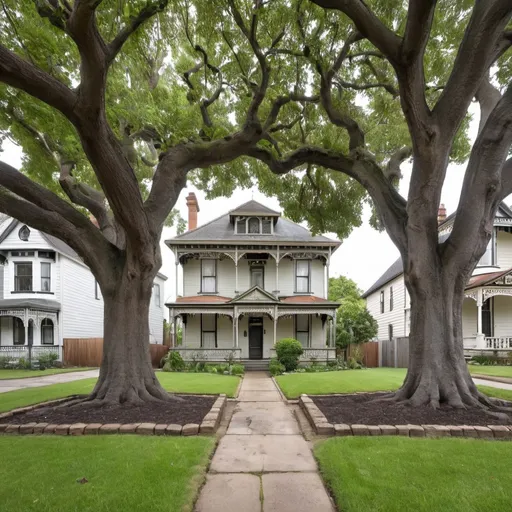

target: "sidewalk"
[195,372,334,512]
[472,377,512,391]
[0,369,99,393]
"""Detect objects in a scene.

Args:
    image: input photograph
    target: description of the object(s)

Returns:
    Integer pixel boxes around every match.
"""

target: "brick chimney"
[186,192,200,231]
[437,204,447,225]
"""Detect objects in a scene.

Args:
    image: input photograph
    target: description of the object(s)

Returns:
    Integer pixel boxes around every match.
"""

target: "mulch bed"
[312,393,512,426]
[0,395,215,426]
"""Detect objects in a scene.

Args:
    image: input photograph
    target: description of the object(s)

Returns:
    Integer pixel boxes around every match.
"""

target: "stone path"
[195,372,334,512]
[0,369,99,393]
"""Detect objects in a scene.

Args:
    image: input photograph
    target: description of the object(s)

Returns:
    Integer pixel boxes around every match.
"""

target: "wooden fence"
[347,341,379,368]
[63,338,169,368]
[380,337,409,368]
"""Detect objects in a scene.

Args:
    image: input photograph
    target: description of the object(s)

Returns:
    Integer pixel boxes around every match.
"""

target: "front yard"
[0,372,240,412]
[468,364,512,378]
[0,436,214,512]
[275,368,512,401]
[315,437,512,512]
[0,368,95,379]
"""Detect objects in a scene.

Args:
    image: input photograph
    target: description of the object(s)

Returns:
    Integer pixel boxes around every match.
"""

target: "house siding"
[462,298,478,341]
[149,275,165,344]
[497,230,512,269]
[365,275,406,339]
[493,295,512,337]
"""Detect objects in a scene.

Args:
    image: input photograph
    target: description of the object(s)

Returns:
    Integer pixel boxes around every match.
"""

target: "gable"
[229,285,279,303]
[0,220,54,250]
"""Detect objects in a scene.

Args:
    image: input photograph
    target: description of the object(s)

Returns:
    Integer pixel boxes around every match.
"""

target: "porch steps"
[241,359,270,371]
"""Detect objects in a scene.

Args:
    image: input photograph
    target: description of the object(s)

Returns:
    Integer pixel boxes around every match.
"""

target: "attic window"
[236,219,246,234]
[248,217,260,233]
[19,225,30,241]
[235,216,273,235]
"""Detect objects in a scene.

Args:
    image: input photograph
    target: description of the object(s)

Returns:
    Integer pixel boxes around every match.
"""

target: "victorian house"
[165,194,340,368]
[0,215,167,361]
[363,203,512,353]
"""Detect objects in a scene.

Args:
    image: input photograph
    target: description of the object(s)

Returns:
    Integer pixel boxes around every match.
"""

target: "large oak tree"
[1,0,511,413]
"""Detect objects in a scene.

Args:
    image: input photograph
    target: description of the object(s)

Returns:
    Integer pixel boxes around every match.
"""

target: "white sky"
[2,103,496,305]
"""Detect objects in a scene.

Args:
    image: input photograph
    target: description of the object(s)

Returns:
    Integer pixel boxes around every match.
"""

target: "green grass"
[0,372,239,412]
[0,436,214,512]
[469,364,512,378]
[0,368,95,379]
[275,367,512,401]
[315,437,512,512]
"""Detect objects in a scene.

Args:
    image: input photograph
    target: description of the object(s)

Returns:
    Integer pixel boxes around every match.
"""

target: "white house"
[0,216,167,361]
[363,203,512,352]
[165,194,340,367]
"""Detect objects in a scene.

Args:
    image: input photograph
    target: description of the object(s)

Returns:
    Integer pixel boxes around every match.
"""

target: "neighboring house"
[0,216,167,360]
[165,194,340,366]
[363,203,512,352]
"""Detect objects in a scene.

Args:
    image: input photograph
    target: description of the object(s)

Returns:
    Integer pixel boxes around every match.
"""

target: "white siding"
[462,298,478,340]
[493,295,512,337]
[149,276,165,344]
[182,257,325,298]
[0,225,53,250]
[61,256,104,339]
[497,230,512,269]
[365,275,406,339]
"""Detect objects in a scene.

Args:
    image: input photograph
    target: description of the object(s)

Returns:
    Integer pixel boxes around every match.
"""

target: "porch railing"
[0,345,62,362]
[168,347,242,362]
[270,347,337,362]
[485,337,512,350]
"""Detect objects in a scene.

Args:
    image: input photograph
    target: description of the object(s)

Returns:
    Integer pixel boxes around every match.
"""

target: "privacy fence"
[63,338,168,368]
[346,341,379,368]
[380,337,409,368]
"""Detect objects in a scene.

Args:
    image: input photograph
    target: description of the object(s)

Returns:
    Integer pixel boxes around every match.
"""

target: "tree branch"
[106,1,169,64]
[401,1,437,63]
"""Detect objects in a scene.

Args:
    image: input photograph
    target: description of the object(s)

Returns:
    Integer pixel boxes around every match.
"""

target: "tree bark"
[86,257,175,405]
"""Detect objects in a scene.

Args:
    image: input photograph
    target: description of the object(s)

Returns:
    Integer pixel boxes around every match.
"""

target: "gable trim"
[229,285,279,303]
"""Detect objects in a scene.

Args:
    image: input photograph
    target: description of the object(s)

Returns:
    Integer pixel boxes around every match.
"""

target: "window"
[18,225,30,241]
[380,290,385,313]
[479,230,496,266]
[95,280,100,300]
[14,262,32,292]
[41,318,54,345]
[262,219,272,233]
[154,284,161,307]
[13,318,25,345]
[201,259,217,293]
[482,298,493,337]
[41,263,51,292]
[38,251,55,260]
[295,260,310,293]
[250,266,264,288]
[389,286,393,311]
[248,217,260,233]
[388,324,394,340]
[236,219,246,234]
[11,251,35,257]
[295,315,310,347]
[201,314,217,348]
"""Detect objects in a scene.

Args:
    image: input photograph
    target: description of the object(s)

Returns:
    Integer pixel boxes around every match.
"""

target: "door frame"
[248,316,264,359]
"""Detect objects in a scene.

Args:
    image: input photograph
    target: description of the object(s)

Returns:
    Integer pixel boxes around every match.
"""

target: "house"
[0,216,167,361]
[165,194,341,367]
[362,203,512,353]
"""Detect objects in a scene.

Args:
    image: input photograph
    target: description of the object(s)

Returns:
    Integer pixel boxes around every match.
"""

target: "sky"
[1,104,487,304]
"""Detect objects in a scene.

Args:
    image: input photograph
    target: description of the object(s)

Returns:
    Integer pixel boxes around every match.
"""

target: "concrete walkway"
[195,372,334,512]
[473,377,512,391]
[0,369,99,393]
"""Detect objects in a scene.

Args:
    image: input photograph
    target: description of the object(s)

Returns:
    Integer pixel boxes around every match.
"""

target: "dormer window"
[235,216,274,235]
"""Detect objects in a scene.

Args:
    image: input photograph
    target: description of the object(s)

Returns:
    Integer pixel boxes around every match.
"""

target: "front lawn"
[0,372,240,412]
[0,368,95,379]
[315,437,512,512]
[469,365,512,378]
[275,368,512,401]
[0,436,214,512]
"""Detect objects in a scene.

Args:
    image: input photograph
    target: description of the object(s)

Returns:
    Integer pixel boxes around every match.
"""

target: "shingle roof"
[168,200,339,245]
[0,298,61,311]
[361,257,404,298]
[466,268,512,289]
[175,295,231,303]
[228,200,281,217]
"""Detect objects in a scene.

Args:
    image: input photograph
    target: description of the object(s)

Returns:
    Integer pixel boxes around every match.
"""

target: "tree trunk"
[86,265,175,405]
[394,252,508,413]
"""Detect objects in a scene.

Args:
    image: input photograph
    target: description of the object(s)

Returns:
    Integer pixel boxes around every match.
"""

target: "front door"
[248,317,263,359]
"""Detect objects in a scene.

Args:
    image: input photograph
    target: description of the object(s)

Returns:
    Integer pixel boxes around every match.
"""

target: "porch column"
[235,247,239,295]
[172,312,177,348]
[273,308,277,345]
[174,251,179,299]
[274,246,280,295]
[24,309,30,364]
[476,289,485,348]
[333,310,337,348]
[325,247,331,299]
[234,307,239,348]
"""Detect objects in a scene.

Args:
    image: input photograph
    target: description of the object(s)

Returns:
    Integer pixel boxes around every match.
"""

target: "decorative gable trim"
[229,285,279,303]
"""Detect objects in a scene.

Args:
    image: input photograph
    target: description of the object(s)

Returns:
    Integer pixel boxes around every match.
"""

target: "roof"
[156,272,168,281]
[280,295,332,304]
[175,295,231,304]
[0,298,61,312]
[167,200,340,246]
[229,200,281,217]
[466,268,512,289]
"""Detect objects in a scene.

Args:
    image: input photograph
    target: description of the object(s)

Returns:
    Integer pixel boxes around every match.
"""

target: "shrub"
[162,351,185,372]
[37,352,58,370]
[348,357,362,370]
[471,354,500,366]
[269,358,285,376]
[275,338,303,372]
[230,364,245,376]
[17,357,32,370]
[0,355,12,369]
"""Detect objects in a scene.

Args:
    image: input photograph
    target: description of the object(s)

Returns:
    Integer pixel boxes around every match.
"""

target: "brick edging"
[0,394,227,437]
[299,395,512,439]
